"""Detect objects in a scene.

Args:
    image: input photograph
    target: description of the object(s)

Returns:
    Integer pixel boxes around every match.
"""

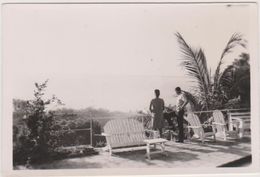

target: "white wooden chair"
[185,113,216,143]
[212,110,239,140]
[102,118,168,159]
[228,112,250,138]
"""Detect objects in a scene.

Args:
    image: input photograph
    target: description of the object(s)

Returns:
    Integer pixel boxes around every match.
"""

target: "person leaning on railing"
[175,87,189,143]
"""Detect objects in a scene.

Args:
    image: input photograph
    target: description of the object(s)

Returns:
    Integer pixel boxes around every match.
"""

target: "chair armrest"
[101,133,111,137]
[144,129,156,133]
[187,126,201,129]
[231,120,240,124]
[212,122,226,126]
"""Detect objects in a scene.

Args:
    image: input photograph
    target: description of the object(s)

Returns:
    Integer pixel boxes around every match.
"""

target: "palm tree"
[175,32,246,110]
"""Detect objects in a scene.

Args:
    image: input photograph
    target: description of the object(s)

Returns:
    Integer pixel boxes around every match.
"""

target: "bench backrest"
[104,118,146,148]
[185,113,204,137]
[213,110,227,133]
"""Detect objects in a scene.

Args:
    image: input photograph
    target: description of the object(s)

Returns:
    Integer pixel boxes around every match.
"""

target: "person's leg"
[179,110,184,142]
[159,128,163,138]
[177,110,184,142]
[176,112,181,141]
[171,111,178,131]
[152,115,157,130]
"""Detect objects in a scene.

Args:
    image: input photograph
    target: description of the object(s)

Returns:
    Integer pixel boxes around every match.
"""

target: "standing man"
[149,89,165,138]
[175,87,188,143]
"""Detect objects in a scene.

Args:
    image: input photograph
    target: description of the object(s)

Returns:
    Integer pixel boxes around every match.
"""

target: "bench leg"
[159,142,168,157]
[160,143,165,152]
[223,131,227,141]
[107,145,112,156]
[239,128,244,138]
[228,116,233,131]
[201,137,205,143]
[240,120,244,138]
[146,143,151,160]
[200,132,205,143]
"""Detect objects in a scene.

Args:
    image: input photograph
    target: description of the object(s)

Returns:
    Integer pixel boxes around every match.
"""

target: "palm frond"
[214,33,247,90]
[182,90,201,111]
[175,32,211,109]
[220,33,246,59]
[219,65,235,94]
[220,65,234,81]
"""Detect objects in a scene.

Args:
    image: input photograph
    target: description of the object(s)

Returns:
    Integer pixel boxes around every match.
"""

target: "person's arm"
[149,100,153,113]
[162,99,165,111]
[180,94,188,110]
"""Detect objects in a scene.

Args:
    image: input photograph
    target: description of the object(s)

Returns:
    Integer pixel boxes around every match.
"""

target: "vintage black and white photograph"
[1,1,259,175]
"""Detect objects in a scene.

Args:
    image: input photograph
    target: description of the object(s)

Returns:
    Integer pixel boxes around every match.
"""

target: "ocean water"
[12,74,194,112]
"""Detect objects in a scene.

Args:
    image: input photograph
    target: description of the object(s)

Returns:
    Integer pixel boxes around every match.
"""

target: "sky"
[3,3,252,112]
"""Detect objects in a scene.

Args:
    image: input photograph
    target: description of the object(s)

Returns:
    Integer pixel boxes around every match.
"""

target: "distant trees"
[175,32,249,110]
[54,107,112,120]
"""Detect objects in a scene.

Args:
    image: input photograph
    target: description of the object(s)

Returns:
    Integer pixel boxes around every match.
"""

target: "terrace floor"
[29,136,251,169]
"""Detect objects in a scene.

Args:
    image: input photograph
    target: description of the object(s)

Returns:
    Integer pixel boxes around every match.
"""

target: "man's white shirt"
[176,92,187,112]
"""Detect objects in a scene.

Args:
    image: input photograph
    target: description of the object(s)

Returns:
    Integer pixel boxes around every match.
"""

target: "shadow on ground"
[23,137,251,169]
[113,149,199,165]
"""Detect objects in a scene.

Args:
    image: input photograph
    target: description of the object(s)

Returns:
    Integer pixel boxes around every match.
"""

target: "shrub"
[13,80,63,165]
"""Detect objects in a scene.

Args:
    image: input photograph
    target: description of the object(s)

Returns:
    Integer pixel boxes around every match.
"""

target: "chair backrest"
[185,113,204,138]
[212,110,227,133]
[104,118,146,148]
[229,112,250,121]
[229,112,251,129]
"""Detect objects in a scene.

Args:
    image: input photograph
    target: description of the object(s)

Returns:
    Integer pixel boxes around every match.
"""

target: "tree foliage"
[220,53,250,107]
[13,80,64,164]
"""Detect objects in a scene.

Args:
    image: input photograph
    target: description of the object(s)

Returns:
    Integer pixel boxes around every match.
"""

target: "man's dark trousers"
[176,109,184,142]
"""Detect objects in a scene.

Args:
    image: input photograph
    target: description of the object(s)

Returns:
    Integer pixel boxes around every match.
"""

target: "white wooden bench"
[228,112,251,138]
[102,118,168,159]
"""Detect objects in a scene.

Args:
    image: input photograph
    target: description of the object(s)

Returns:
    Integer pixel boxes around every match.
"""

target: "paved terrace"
[30,137,251,169]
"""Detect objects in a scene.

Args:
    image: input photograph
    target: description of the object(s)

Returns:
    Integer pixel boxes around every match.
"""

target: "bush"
[13,80,63,165]
[13,80,108,166]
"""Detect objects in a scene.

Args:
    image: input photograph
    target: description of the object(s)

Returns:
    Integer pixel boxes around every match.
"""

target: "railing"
[57,108,250,147]
[61,115,152,147]
[69,126,93,147]
[192,108,250,114]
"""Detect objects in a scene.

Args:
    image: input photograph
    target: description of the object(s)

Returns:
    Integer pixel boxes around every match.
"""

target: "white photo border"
[0,0,259,177]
